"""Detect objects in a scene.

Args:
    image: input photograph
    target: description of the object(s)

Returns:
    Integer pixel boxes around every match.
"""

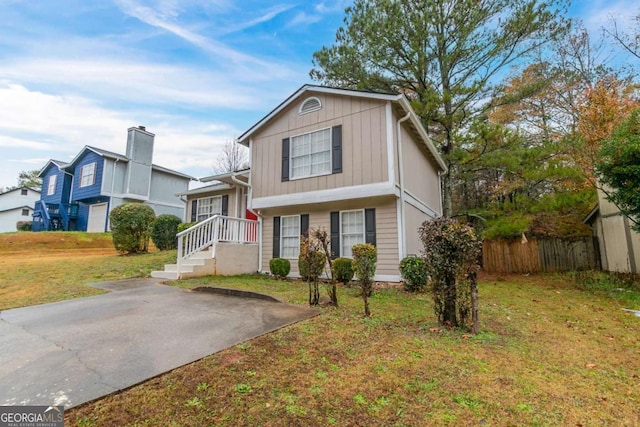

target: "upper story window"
[340,210,365,258]
[281,215,301,258]
[47,175,57,195]
[21,189,28,196]
[290,128,332,179]
[299,97,322,115]
[197,196,222,222]
[80,162,96,187]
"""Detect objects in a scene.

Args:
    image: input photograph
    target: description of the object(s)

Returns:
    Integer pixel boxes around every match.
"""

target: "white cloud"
[288,12,322,27]
[220,4,295,34]
[578,0,637,34]
[0,83,239,187]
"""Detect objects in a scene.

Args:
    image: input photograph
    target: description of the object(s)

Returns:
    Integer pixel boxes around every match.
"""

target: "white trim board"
[402,189,440,218]
[252,181,396,209]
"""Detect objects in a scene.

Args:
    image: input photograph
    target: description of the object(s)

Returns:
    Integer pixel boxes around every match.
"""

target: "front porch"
[151,215,260,280]
[32,201,79,231]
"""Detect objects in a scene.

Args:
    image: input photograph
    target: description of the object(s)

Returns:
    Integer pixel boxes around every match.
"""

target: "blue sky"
[0,0,636,190]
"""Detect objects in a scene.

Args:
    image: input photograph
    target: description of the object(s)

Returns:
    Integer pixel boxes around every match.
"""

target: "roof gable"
[237,85,447,172]
[38,159,69,177]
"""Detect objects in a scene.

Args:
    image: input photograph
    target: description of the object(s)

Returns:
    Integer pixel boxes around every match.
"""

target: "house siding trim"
[252,181,395,209]
[403,189,440,218]
[386,102,395,187]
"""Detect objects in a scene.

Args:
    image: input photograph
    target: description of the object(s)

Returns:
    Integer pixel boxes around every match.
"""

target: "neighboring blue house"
[33,126,194,232]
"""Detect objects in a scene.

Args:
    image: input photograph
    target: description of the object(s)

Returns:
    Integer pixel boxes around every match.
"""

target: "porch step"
[150,248,216,280]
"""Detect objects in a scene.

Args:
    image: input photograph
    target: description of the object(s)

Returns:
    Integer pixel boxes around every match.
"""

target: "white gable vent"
[299,96,322,114]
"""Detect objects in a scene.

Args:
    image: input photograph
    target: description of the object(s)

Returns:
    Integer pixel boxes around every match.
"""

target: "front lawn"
[0,232,176,310]
[67,273,640,426]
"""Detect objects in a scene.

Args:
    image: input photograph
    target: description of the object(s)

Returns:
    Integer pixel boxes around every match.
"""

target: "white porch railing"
[176,215,259,278]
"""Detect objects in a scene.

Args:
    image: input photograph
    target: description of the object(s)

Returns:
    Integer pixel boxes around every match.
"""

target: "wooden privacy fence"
[482,237,600,274]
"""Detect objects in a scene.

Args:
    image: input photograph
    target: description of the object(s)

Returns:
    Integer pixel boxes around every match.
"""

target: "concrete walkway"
[0,279,317,408]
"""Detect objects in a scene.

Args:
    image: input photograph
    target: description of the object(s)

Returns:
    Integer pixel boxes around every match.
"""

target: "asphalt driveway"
[0,278,317,408]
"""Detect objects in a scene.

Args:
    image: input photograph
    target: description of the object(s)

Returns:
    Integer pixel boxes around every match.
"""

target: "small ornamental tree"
[110,203,156,254]
[419,217,481,333]
[596,108,640,232]
[311,227,338,306]
[298,234,326,306]
[151,214,181,250]
[352,243,377,317]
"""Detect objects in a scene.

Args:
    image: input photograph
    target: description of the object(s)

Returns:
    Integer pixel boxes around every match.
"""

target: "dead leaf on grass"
[585,363,596,369]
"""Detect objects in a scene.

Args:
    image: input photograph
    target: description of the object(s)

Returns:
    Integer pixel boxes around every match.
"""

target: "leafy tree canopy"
[311,0,570,215]
[596,108,640,232]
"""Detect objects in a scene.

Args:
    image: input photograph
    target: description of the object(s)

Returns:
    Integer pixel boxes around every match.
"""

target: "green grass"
[0,232,176,310]
[3,232,639,425]
[67,273,640,426]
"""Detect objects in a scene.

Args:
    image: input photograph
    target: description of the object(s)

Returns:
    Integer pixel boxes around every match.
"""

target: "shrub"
[399,256,428,292]
[151,214,182,250]
[269,258,291,279]
[109,203,156,254]
[16,221,32,232]
[177,222,197,233]
[419,217,481,332]
[352,243,377,316]
[299,234,326,305]
[332,257,354,286]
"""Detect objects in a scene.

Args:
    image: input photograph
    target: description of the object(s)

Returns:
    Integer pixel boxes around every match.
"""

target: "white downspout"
[230,171,262,274]
[397,111,411,260]
[108,158,119,230]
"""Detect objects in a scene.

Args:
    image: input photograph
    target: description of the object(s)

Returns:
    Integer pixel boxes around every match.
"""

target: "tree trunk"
[441,169,453,217]
[442,275,457,327]
[470,272,479,334]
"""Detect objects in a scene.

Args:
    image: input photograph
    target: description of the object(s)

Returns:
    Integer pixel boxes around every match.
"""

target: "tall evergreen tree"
[311,0,570,215]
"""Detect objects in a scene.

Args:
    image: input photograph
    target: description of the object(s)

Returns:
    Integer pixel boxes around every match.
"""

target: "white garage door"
[87,203,108,233]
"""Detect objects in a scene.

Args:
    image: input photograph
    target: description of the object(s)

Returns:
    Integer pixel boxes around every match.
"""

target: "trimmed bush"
[400,256,428,292]
[269,258,291,279]
[151,214,181,250]
[177,222,197,233]
[419,217,481,332]
[298,251,326,282]
[16,221,32,232]
[110,203,156,254]
[352,243,377,316]
[332,257,354,286]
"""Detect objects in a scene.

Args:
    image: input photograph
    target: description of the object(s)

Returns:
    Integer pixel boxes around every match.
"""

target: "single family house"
[33,126,194,232]
[0,187,41,233]
[153,85,446,281]
[584,187,640,273]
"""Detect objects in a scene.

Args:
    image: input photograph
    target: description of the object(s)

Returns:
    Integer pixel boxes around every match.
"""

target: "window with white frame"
[79,162,96,187]
[281,215,301,258]
[340,210,365,258]
[22,208,30,216]
[47,175,57,195]
[21,189,28,196]
[290,128,331,179]
[197,196,222,221]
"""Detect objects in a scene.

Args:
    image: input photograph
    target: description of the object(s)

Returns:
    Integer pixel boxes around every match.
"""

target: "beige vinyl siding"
[400,123,442,215]
[261,197,400,279]
[186,188,238,221]
[404,203,424,256]
[252,93,389,199]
